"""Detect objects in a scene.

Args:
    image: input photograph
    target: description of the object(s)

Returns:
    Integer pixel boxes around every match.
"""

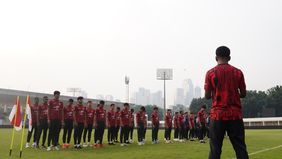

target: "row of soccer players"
[171,105,210,144]
[26,91,208,150]
[25,91,161,150]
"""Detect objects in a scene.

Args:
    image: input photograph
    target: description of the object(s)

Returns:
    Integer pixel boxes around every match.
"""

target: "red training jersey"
[39,103,48,120]
[151,112,159,126]
[198,109,205,123]
[115,111,121,126]
[96,107,106,123]
[31,104,39,123]
[178,114,185,125]
[174,115,179,128]
[107,110,116,127]
[74,104,86,124]
[86,107,95,125]
[205,63,246,120]
[136,111,146,127]
[165,113,172,128]
[121,108,130,126]
[189,114,195,128]
[64,105,74,120]
[48,99,64,120]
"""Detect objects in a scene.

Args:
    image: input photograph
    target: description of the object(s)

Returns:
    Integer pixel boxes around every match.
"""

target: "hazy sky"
[1,0,282,105]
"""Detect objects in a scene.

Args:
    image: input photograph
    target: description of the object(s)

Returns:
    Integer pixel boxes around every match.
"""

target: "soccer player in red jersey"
[62,99,74,149]
[136,106,146,145]
[164,109,173,143]
[114,107,121,143]
[120,103,131,146]
[173,112,179,141]
[37,96,49,148]
[107,104,116,145]
[94,100,106,147]
[26,97,40,148]
[198,105,207,143]
[73,96,86,149]
[178,111,185,142]
[129,108,135,143]
[205,46,248,159]
[82,100,95,147]
[47,91,64,151]
[188,112,195,141]
[151,106,160,144]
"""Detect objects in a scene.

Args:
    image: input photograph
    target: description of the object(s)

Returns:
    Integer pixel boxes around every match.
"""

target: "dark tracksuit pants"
[143,128,147,140]
[74,123,84,145]
[179,124,185,140]
[129,126,134,140]
[108,126,115,143]
[83,124,93,143]
[37,119,48,146]
[165,126,172,140]
[174,127,179,139]
[199,122,206,140]
[96,121,105,144]
[152,124,159,142]
[62,119,73,144]
[209,119,249,159]
[189,127,195,139]
[114,126,120,141]
[47,119,61,147]
[120,125,130,144]
[27,122,38,143]
[137,123,145,142]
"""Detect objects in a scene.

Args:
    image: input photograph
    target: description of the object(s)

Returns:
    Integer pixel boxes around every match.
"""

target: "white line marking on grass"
[231,145,282,159]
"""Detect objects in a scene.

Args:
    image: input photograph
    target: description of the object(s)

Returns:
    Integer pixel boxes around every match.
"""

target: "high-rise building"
[194,86,201,98]
[174,88,184,105]
[183,79,194,106]
[151,90,163,107]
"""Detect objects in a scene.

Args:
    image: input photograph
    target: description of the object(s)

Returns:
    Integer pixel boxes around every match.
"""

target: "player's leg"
[227,120,249,159]
[208,120,225,159]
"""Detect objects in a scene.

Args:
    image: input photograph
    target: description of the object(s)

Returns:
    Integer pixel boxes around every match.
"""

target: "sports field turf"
[0,129,281,159]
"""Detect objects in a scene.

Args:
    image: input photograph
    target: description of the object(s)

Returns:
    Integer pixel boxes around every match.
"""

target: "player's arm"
[36,107,40,126]
[204,72,212,99]
[84,108,87,128]
[47,102,51,126]
[61,103,64,126]
[73,107,77,126]
[239,72,246,98]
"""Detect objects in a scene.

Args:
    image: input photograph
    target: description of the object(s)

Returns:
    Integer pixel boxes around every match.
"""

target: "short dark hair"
[68,99,74,102]
[202,105,207,109]
[87,100,92,103]
[124,103,129,106]
[77,96,83,100]
[216,46,230,58]
[116,107,120,110]
[110,104,115,107]
[140,106,145,111]
[167,109,171,112]
[131,108,134,112]
[153,106,158,110]
[54,90,60,95]
[99,100,105,105]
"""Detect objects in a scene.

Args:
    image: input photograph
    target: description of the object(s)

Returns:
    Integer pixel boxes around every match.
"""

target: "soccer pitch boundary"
[231,144,282,159]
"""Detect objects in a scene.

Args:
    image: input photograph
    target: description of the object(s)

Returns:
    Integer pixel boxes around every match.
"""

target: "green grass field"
[0,129,281,159]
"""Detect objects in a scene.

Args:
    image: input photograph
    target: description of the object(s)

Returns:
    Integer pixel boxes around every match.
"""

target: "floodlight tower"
[157,68,173,120]
[125,76,130,103]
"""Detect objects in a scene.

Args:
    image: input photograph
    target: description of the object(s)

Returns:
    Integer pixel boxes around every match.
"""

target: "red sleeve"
[204,71,212,92]
[239,71,246,91]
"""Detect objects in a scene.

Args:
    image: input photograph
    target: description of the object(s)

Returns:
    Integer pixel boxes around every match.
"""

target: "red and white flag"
[26,96,32,132]
[9,97,22,131]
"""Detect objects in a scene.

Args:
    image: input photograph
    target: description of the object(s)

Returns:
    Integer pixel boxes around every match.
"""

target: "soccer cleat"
[83,143,88,148]
[47,146,52,151]
[25,143,30,148]
[200,140,206,144]
[120,143,125,147]
[54,146,60,151]
[138,142,142,146]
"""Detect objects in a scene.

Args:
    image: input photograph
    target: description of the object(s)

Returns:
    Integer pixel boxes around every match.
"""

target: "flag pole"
[9,96,19,156]
[19,95,29,158]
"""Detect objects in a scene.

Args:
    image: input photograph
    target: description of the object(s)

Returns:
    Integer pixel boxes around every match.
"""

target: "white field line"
[231,145,282,159]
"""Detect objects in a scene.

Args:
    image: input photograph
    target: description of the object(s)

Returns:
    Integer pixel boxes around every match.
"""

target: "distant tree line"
[189,85,282,118]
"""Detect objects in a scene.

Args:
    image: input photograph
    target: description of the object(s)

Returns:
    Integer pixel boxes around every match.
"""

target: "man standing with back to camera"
[204,46,249,159]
